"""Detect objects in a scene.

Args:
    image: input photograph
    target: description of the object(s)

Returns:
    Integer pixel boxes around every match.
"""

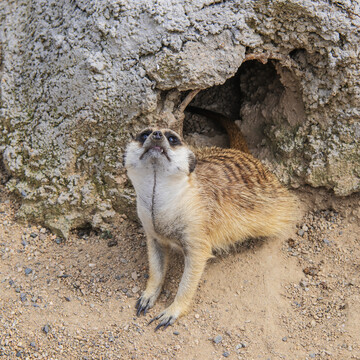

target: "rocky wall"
[0,0,359,237]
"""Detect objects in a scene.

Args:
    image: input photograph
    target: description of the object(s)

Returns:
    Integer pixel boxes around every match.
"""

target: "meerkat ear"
[188,151,197,173]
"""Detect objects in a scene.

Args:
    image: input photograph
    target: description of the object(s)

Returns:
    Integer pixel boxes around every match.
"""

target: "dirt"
[1,165,360,359]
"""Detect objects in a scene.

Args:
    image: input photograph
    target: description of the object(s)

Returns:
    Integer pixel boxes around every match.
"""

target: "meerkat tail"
[186,105,250,153]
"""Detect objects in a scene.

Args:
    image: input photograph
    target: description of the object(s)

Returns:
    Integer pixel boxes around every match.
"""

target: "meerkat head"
[124,128,196,175]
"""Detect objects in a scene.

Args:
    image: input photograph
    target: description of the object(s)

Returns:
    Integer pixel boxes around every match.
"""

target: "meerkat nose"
[152,131,163,141]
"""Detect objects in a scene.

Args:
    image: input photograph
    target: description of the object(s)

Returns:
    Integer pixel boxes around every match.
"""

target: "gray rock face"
[1,0,359,237]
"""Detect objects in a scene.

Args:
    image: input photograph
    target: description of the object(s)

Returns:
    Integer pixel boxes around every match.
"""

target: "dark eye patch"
[135,129,152,144]
[165,131,182,146]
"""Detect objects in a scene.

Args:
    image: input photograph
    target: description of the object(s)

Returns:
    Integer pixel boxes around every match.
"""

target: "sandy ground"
[1,167,360,359]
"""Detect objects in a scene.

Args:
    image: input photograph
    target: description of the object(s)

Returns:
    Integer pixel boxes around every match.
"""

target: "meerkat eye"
[141,132,149,141]
[136,129,152,144]
[167,135,180,145]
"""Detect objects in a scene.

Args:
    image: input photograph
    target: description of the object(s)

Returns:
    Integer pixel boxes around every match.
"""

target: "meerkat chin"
[123,126,298,330]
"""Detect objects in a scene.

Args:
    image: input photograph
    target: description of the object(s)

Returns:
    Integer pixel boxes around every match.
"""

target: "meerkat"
[123,109,298,330]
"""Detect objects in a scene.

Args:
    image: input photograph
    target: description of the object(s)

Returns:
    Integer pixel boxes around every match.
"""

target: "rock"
[107,239,118,247]
[173,331,179,336]
[298,229,305,237]
[42,324,50,334]
[213,335,223,344]
[223,352,230,358]
[24,268,32,275]
[1,1,359,237]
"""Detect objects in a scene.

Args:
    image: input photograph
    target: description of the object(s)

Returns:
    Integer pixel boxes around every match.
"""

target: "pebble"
[30,233,38,238]
[21,240,28,247]
[30,342,36,348]
[223,352,230,357]
[64,297,71,302]
[194,313,200,319]
[298,229,305,236]
[323,238,330,245]
[173,331,180,335]
[309,353,316,358]
[55,238,62,245]
[132,286,139,293]
[213,335,222,344]
[24,268,32,275]
[282,336,287,342]
[131,271,138,281]
[20,293,27,302]
[107,239,118,247]
[43,324,50,334]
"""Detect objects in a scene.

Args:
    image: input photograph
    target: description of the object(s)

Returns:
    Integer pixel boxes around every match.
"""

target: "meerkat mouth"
[140,145,171,161]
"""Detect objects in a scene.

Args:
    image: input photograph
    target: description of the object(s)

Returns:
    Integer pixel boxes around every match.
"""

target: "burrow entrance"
[184,60,305,161]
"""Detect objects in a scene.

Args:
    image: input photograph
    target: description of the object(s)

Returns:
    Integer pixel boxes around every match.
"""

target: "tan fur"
[124,126,298,330]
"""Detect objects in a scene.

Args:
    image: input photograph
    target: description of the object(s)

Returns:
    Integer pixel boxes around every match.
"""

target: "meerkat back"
[193,146,298,251]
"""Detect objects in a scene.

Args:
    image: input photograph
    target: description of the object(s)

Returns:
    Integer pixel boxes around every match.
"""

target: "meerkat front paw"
[148,303,184,331]
[135,291,160,316]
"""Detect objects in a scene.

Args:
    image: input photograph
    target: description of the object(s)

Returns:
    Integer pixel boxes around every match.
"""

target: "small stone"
[298,229,305,236]
[21,240,28,247]
[107,239,118,247]
[16,351,22,357]
[173,331,180,335]
[9,279,14,286]
[241,342,247,348]
[223,352,230,358]
[24,268,32,275]
[42,324,50,334]
[54,238,62,245]
[213,335,223,344]
[282,336,287,342]
[323,238,330,245]
[30,233,38,238]
[309,353,316,358]
[131,271,138,281]
[30,342,36,348]
[302,225,309,232]
[20,293,27,302]
[64,297,71,302]
[132,286,139,293]
[194,313,200,319]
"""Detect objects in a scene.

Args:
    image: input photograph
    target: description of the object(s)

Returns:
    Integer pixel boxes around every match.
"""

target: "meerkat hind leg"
[150,246,211,330]
[136,237,169,316]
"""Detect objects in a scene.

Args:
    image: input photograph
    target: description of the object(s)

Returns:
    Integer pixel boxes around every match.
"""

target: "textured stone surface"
[0,0,359,236]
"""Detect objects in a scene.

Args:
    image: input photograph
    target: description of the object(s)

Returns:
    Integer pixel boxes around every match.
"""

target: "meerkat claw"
[148,315,160,325]
[135,296,151,316]
[154,316,174,331]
